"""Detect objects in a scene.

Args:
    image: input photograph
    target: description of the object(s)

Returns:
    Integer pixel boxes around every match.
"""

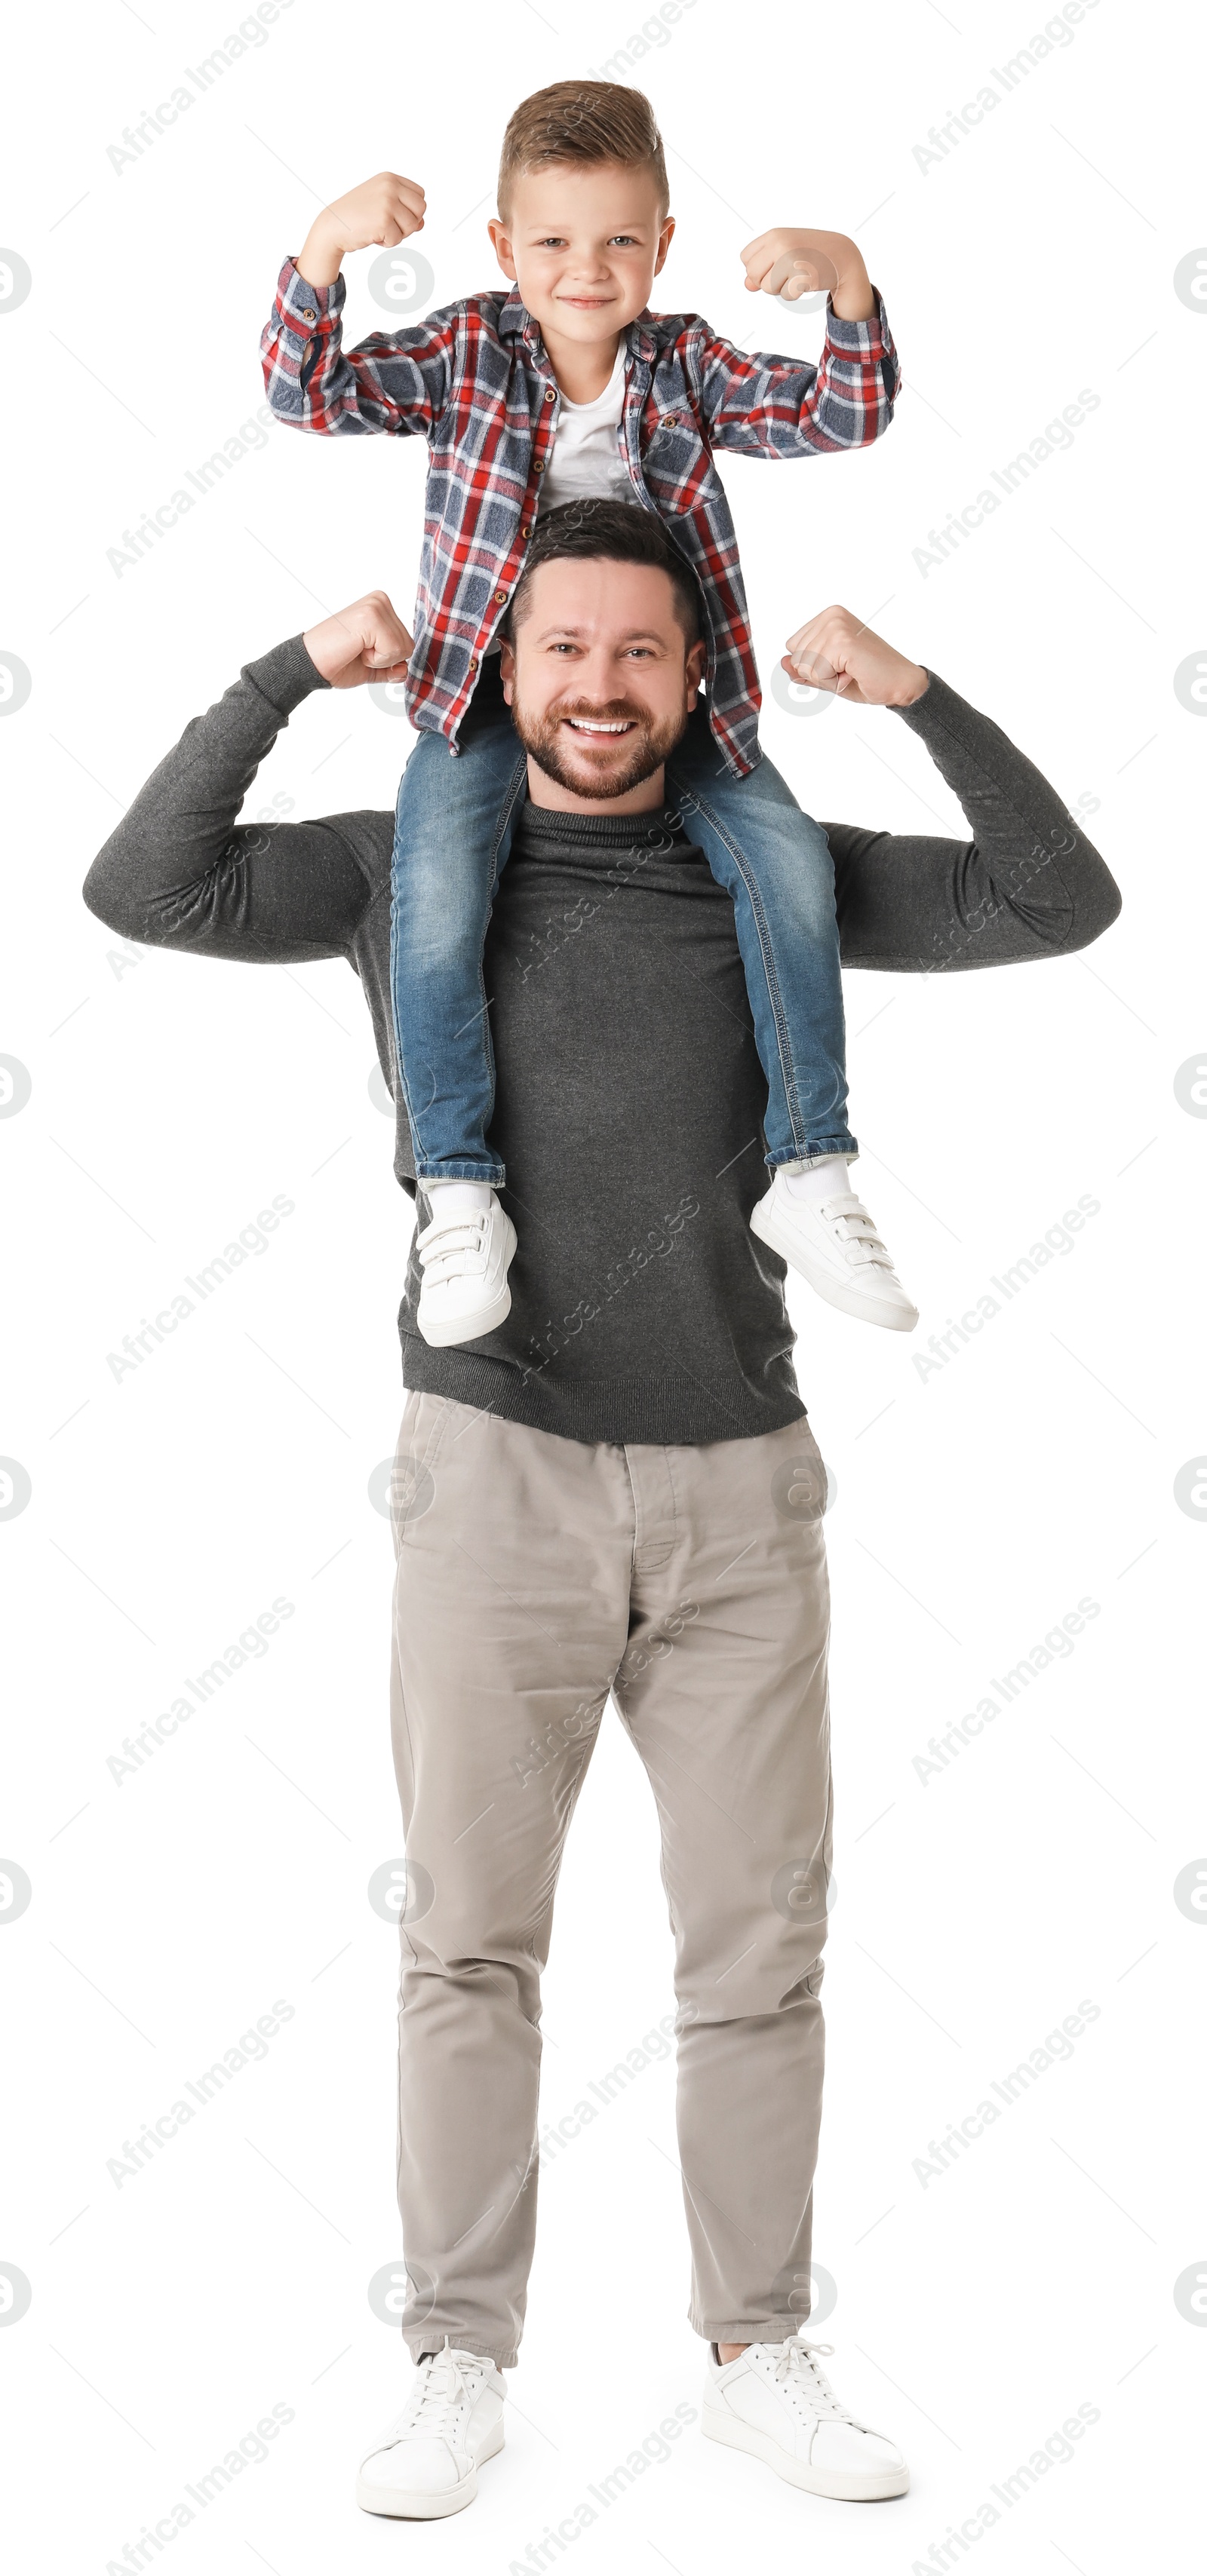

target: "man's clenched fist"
[782,607,928,709]
[303,592,414,691]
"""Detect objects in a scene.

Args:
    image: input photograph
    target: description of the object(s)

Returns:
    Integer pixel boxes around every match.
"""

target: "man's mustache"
[546,699,648,726]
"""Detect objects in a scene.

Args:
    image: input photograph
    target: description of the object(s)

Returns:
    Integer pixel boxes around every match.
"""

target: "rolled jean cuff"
[767,1136,858,1170]
[415,1159,506,1187]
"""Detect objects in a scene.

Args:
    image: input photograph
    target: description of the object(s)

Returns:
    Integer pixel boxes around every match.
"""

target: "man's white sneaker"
[356,2342,506,2519]
[703,2338,908,2501]
[751,1175,918,1331]
[416,1187,517,1347]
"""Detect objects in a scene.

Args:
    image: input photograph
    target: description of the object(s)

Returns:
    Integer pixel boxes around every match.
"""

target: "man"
[84,505,1119,2522]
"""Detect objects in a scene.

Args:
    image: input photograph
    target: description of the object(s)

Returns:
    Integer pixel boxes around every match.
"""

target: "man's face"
[500,556,707,805]
[487,163,674,352]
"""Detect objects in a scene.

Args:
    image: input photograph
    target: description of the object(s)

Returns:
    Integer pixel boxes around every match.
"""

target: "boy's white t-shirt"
[536,343,633,516]
[484,346,634,658]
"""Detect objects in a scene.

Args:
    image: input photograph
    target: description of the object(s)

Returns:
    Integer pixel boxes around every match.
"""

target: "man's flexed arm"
[780,606,1123,970]
[83,594,411,962]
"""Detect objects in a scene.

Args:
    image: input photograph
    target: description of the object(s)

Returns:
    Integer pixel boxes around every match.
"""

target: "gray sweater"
[84,639,1120,1446]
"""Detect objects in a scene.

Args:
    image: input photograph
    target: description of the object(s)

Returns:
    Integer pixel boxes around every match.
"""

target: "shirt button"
[493,587,508,604]
[521,523,532,538]
[534,458,545,473]
[301,308,317,322]
[662,412,680,428]
[543,385,556,402]
[468,656,478,674]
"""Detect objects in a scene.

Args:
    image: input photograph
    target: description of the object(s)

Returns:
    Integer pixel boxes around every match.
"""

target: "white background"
[2,2,1205,2569]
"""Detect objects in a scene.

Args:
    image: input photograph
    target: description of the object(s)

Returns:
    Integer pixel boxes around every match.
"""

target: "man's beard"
[509,693,688,799]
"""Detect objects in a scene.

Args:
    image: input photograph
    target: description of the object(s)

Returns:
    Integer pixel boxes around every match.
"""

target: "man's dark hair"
[500,499,705,650]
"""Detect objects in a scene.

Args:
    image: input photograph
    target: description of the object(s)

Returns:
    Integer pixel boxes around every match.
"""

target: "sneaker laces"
[398,2341,488,2436]
[817,1194,895,1274]
[766,2339,862,2424]
[416,1211,488,1281]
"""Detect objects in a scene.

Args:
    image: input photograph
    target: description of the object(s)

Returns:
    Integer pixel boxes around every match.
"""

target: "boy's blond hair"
[498,81,668,220]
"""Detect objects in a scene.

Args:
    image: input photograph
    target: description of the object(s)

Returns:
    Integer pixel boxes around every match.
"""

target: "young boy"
[260,81,917,1347]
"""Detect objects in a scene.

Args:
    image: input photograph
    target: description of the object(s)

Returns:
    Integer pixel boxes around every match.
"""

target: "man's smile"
[561,715,637,735]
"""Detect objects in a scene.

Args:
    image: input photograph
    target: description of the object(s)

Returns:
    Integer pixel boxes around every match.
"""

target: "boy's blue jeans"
[389,669,855,1185]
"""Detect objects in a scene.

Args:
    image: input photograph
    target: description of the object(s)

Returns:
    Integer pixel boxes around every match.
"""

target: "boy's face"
[499,554,706,803]
[488,163,674,348]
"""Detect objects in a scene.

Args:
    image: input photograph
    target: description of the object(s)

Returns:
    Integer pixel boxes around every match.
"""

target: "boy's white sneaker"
[356,2342,506,2519]
[751,1173,918,1331]
[703,2338,909,2500]
[416,1184,517,1347]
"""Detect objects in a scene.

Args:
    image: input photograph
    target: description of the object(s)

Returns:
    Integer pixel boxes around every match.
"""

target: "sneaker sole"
[749,1203,918,1333]
[702,2403,908,2500]
[416,1279,513,1348]
[355,2421,504,2519]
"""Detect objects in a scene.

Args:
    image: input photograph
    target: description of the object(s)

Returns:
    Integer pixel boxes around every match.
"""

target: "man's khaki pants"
[389,1391,834,2367]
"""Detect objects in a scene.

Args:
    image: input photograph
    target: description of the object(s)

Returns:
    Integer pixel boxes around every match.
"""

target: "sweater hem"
[398,1336,806,1449]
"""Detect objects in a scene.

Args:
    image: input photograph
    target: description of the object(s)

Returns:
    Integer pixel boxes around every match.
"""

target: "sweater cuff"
[892,668,966,741]
[242,633,333,716]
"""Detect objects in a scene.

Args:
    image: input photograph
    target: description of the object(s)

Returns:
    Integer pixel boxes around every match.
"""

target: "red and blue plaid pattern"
[261,261,899,776]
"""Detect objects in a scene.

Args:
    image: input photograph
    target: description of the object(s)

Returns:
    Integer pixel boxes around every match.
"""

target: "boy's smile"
[487,164,674,402]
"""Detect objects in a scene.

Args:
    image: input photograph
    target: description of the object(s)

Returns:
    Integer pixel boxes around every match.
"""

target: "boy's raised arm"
[260,169,453,437]
[698,220,898,459]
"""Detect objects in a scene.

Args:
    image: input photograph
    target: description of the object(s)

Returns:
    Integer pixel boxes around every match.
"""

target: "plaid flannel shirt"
[261,259,899,776]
